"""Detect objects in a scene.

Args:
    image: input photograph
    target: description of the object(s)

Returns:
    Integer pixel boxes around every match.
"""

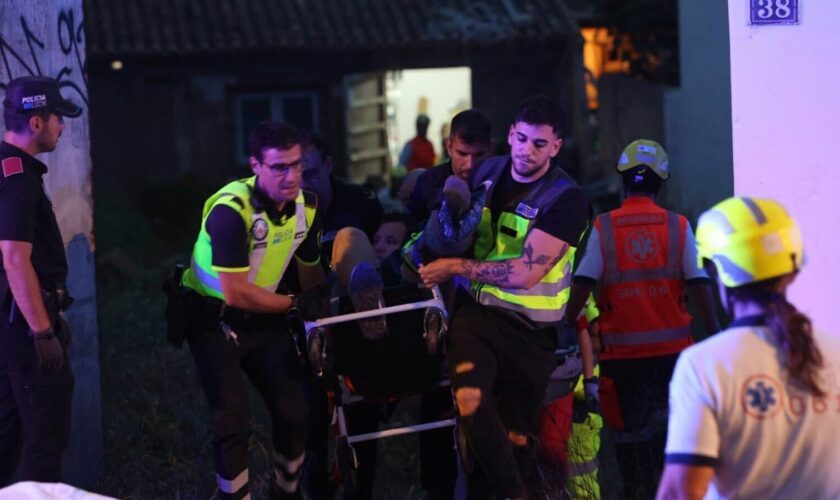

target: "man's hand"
[290,285,330,321]
[418,259,459,288]
[32,329,64,371]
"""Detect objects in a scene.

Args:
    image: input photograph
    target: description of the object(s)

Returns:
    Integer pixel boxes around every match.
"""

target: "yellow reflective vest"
[182,176,318,299]
[470,157,580,329]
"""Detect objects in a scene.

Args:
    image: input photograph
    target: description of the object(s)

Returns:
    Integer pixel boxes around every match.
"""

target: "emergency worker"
[294,130,384,500]
[657,197,840,499]
[179,120,326,500]
[0,76,82,485]
[406,109,492,223]
[419,96,590,499]
[563,139,720,498]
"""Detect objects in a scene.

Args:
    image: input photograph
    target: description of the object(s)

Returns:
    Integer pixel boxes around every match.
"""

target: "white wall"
[387,67,472,165]
[728,0,840,332]
[664,0,733,223]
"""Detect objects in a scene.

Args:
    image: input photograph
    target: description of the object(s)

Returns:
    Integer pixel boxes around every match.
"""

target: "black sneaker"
[348,261,388,340]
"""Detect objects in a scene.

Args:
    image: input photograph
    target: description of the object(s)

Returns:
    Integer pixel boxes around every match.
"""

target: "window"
[235,91,319,162]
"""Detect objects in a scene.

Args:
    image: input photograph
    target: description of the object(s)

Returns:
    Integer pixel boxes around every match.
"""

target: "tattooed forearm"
[548,244,571,268]
[460,259,515,286]
[523,243,554,271]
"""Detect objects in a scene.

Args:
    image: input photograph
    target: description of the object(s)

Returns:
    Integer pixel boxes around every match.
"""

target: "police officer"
[180,120,326,500]
[563,139,720,498]
[0,76,82,484]
[419,96,591,499]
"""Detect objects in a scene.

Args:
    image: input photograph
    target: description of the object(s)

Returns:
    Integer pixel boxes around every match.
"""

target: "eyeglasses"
[263,159,303,177]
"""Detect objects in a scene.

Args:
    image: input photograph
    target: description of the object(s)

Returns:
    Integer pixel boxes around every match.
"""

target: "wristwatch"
[29,326,56,340]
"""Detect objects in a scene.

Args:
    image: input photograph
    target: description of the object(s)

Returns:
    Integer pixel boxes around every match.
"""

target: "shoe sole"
[348,262,387,340]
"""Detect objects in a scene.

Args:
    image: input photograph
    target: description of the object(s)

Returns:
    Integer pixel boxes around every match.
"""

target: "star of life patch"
[2,157,24,177]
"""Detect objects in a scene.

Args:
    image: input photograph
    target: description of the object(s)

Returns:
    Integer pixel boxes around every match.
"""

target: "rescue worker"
[294,130,384,500]
[419,95,591,499]
[406,109,492,222]
[658,197,840,499]
[179,120,326,499]
[563,139,720,498]
[0,76,82,485]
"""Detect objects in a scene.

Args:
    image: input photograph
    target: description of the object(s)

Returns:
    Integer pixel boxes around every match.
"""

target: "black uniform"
[299,177,384,500]
[0,141,74,484]
[406,161,454,223]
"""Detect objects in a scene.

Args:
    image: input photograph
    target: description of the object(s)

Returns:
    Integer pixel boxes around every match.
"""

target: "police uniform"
[0,141,74,484]
[181,176,320,500]
[445,156,589,499]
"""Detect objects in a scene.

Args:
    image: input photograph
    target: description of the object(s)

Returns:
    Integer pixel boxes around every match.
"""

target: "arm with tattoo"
[456,229,571,289]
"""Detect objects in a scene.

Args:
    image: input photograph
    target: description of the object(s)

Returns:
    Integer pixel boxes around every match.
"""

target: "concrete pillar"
[728,0,840,332]
[0,0,102,488]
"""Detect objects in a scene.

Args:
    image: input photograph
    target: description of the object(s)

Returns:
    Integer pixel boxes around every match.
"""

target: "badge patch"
[624,227,660,263]
[740,374,783,420]
[251,218,269,241]
[2,157,24,177]
[515,202,539,219]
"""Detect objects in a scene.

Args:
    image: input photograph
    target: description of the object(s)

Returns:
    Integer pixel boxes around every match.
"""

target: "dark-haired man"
[406,109,492,222]
[562,139,719,498]
[181,120,326,499]
[0,76,82,485]
[419,96,590,499]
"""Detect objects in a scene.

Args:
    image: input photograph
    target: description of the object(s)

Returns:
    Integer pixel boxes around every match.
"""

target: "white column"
[728,0,840,332]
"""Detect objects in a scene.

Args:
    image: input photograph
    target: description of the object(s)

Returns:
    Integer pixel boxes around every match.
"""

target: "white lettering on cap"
[637,144,657,155]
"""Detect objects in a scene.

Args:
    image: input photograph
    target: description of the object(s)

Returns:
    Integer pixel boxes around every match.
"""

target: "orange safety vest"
[594,197,693,360]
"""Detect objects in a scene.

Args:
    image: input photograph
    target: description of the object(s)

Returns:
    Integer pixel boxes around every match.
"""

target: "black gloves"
[288,285,330,321]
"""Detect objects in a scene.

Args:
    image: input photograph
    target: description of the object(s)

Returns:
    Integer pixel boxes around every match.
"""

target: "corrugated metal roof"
[84,0,576,57]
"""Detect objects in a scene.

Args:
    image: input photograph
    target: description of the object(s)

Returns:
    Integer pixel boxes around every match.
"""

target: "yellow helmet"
[696,197,803,288]
[617,139,669,180]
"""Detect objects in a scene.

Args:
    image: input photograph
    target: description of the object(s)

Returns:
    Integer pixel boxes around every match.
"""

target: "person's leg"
[331,228,377,293]
[244,329,309,499]
[340,401,382,500]
[419,384,457,500]
[447,302,523,499]
[537,393,574,482]
[0,343,22,485]
[299,373,334,500]
[4,314,73,483]
[189,328,252,500]
[495,322,557,497]
[332,227,387,340]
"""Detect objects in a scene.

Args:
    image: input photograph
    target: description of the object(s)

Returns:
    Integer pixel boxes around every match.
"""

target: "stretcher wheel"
[307,327,326,377]
[423,307,445,354]
[335,435,359,494]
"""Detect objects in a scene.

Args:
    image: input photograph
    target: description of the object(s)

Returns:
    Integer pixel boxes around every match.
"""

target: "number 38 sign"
[750,0,800,25]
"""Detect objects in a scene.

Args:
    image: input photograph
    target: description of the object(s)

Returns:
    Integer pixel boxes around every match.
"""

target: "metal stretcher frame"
[303,285,457,461]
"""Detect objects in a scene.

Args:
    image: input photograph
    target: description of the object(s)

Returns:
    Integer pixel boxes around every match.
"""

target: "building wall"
[728,0,840,332]
[663,0,734,224]
[0,0,102,487]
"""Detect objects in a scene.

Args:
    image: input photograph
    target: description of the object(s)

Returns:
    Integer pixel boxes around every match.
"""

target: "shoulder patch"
[2,157,24,178]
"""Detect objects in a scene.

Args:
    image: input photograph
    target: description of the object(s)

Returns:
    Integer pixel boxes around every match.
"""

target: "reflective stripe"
[698,209,735,234]
[599,214,620,285]
[192,256,223,294]
[568,458,599,476]
[613,427,652,443]
[479,287,570,323]
[666,211,681,278]
[740,197,767,225]
[216,469,249,494]
[601,325,691,346]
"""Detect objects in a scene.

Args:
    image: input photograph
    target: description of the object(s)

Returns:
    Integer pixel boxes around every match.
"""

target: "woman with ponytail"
[656,197,840,499]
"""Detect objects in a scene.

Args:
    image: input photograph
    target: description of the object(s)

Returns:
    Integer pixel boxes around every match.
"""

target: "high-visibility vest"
[470,157,579,330]
[182,176,318,300]
[568,365,602,500]
[595,197,692,360]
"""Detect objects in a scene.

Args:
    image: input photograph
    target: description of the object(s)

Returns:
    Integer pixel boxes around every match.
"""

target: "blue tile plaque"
[750,0,800,25]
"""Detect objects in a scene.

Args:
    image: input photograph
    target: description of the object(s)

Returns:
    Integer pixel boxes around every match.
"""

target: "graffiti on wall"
[0,10,88,108]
